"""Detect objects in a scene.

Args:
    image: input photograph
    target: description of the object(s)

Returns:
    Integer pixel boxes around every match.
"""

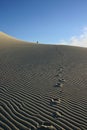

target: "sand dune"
[0,32,87,130]
[0,32,35,45]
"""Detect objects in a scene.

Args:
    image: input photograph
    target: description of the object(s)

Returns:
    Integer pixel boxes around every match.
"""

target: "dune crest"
[0,32,17,39]
[0,32,20,43]
[0,31,33,44]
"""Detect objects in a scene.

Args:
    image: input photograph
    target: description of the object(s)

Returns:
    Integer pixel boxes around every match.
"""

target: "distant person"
[37,41,38,44]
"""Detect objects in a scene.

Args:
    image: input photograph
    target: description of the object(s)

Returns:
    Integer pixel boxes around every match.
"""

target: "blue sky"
[0,0,87,46]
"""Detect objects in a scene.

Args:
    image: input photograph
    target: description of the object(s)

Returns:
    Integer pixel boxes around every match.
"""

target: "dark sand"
[0,32,87,130]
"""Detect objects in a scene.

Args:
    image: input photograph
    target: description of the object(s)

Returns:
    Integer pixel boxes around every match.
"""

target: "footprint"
[52,111,62,119]
[37,121,57,130]
[50,98,61,106]
[54,82,63,88]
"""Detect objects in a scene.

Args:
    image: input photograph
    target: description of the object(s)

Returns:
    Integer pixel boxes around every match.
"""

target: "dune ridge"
[0,32,35,45]
[0,32,87,130]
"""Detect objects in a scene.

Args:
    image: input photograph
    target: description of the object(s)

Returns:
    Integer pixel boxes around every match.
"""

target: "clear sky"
[1,0,87,46]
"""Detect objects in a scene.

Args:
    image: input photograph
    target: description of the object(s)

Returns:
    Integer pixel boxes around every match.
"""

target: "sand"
[0,32,87,130]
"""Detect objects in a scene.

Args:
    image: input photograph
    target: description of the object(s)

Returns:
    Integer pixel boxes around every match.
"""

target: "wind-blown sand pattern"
[0,32,87,130]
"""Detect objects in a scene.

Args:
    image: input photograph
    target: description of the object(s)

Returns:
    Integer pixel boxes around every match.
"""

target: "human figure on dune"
[37,41,39,44]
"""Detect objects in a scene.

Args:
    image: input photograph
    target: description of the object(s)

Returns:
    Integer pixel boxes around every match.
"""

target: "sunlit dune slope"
[0,32,35,45]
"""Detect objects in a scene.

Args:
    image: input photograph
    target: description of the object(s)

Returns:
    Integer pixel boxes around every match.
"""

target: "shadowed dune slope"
[0,33,87,130]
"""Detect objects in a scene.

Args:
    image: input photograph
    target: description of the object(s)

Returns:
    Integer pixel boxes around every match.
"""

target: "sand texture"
[0,33,87,130]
